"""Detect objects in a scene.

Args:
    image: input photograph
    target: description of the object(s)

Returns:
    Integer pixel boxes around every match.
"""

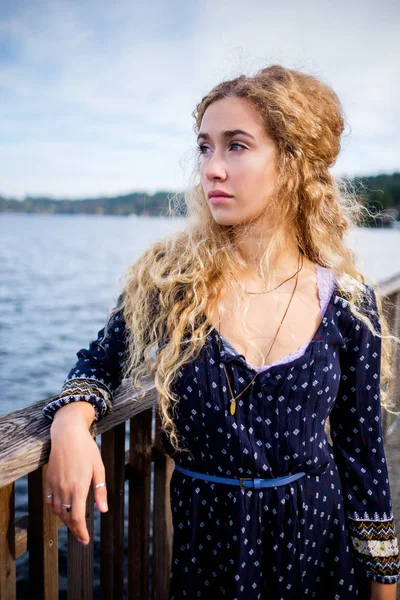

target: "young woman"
[42,64,400,599]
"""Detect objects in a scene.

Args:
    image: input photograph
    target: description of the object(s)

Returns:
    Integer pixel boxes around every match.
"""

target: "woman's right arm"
[42,292,128,545]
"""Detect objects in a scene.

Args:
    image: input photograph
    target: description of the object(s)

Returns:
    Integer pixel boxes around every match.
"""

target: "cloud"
[0,0,398,197]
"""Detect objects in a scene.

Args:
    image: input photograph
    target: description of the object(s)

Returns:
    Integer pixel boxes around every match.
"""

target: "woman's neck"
[233,225,299,273]
[235,246,302,286]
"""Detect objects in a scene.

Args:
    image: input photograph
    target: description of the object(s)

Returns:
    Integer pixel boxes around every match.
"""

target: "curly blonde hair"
[110,64,399,454]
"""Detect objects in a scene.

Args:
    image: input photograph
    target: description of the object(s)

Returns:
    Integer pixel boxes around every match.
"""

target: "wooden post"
[27,464,59,598]
[382,291,400,439]
[67,486,95,600]
[0,483,16,600]
[128,407,153,600]
[152,411,174,600]
[100,422,126,599]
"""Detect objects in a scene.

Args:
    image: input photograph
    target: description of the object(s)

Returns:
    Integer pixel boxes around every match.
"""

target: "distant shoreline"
[0,190,185,218]
[1,172,399,224]
[0,211,185,218]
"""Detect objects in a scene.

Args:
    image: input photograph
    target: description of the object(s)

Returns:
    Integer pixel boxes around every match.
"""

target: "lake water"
[0,213,186,599]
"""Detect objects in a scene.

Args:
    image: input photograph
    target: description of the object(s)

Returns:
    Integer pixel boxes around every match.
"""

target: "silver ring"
[46,494,53,499]
[93,482,106,489]
[61,503,72,512]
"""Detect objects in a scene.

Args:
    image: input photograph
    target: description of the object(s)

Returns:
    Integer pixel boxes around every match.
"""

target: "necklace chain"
[218,251,304,416]
[230,257,304,295]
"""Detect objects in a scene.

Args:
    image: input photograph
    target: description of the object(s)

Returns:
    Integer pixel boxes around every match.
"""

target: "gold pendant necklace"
[218,252,303,416]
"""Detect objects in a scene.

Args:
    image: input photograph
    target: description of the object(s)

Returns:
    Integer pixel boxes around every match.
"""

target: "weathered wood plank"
[152,410,174,600]
[15,514,29,558]
[67,485,95,600]
[128,408,153,600]
[391,292,400,421]
[14,513,68,559]
[0,483,16,600]
[100,422,126,600]
[0,377,158,487]
[28,464,59,599]
[382,291,400,438]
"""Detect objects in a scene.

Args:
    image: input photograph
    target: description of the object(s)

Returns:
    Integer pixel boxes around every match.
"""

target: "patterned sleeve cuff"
[348,513,400,584]
[42,378,114,424]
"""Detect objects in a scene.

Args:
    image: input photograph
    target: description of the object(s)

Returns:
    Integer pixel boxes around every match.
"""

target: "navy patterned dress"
[42,271,400,599]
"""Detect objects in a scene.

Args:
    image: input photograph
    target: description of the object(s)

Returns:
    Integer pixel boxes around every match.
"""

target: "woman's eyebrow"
[196,129,255,143]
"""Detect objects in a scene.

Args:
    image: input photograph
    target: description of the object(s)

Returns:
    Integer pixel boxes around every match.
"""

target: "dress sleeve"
[329,284,400,584]
[42,293,127,424]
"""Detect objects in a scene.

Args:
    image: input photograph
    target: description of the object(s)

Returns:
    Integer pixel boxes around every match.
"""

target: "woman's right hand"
[44,403,109,545]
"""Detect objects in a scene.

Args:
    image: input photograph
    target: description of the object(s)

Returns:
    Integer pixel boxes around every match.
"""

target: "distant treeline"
[0,191,184,217]
[352,173,400,226]
[1,172,399,225]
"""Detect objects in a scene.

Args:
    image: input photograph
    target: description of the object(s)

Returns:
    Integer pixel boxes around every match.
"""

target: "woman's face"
[198,96,279,226]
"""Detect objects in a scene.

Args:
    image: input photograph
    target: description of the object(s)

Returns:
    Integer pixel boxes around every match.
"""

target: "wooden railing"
[0,375,174,600]
[381,287,400,435]
[0,287,399,600]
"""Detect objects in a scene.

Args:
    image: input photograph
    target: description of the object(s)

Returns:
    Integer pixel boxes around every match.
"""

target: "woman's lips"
[209,195,233,205]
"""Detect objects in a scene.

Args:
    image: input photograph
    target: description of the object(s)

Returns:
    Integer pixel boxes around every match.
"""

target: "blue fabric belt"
[174,464,306,489]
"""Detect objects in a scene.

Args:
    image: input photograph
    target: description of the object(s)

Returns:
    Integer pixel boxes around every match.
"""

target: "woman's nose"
[203,151,227,181]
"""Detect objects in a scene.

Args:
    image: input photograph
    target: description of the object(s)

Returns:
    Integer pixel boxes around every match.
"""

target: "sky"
[0,0,399,199]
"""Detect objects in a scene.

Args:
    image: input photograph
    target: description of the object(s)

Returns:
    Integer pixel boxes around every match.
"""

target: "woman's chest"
[207,280,324,368]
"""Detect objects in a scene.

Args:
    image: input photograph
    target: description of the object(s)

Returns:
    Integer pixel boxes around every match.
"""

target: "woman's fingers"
[43,429,109,545]
[93,460,108,513]
[45,481,108,545]
[51,488,64,517]
[69,490,90,544]
[45,484,90,544]
[44,485,54,507]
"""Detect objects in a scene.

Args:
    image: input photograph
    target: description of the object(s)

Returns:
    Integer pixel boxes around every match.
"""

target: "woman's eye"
[197,142,246,154]
[230,142,246,151]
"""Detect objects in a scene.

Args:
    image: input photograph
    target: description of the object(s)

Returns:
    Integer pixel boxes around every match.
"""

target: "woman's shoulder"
[330,274,381,343]
[315,264,376,307]
[333,276,377,312]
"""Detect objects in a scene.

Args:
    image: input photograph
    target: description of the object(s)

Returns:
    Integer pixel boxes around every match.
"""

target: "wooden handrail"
[0,376,158,488]
[0,376,174,600]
